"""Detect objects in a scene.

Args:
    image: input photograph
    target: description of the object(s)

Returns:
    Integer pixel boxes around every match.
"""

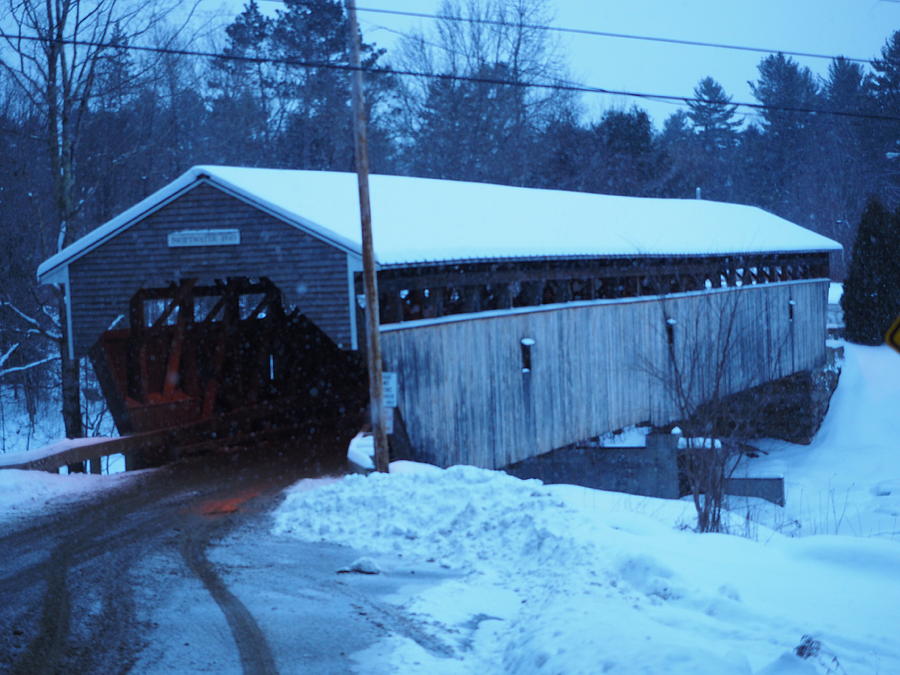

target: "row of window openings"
[394,270,800,301]
[142,294,269,326]
[383,270,809,321]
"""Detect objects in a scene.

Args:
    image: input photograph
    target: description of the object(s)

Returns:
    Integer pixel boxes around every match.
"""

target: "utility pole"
[346,0,389,473]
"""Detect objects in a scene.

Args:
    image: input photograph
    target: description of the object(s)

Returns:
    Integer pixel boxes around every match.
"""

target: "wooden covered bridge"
[37,166,841,471]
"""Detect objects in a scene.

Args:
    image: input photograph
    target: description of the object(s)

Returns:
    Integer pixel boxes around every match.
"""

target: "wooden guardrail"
[0,430,189,473]
[0,392,359,474]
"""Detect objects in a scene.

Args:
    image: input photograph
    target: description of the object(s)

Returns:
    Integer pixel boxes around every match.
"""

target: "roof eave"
[35,166,369,284]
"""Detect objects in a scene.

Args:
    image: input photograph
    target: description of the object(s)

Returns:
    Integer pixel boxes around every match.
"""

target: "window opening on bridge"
[521,337,535,373]
[144,299,179,326]
[239,293,267,320]
[666,318,677,345]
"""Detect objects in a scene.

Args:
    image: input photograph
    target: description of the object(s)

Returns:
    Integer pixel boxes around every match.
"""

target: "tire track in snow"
[10,545,71,675]
[180,524,279,675]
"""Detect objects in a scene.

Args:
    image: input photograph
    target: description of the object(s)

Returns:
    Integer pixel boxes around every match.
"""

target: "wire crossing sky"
[347,0,900,124]
[353,4,877,65]
[2,30,900,125]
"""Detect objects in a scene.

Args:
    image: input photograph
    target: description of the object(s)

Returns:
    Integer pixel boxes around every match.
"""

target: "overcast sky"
[208,0,900,128]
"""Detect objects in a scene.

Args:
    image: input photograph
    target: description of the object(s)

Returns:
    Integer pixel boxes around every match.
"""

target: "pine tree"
[814,57,873,275]
[657,110,703,198]
[870,30,900,203]
[584,107,665,197]
[209,0,390,171]
[841,198,900,344]
[748,54,821,222]
[687,77,740,150]
[685,77,741,201]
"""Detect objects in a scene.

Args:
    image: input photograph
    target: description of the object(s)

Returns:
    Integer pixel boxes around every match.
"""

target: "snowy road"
[0,444,450,674]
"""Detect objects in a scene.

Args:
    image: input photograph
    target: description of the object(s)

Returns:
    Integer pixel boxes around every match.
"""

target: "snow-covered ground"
[1,341,898,672]
[0,468,135,526]
[273,342,900,674]
[737,343,900,540]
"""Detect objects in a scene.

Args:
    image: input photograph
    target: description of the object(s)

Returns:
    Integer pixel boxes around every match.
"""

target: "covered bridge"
[38,166,841,469]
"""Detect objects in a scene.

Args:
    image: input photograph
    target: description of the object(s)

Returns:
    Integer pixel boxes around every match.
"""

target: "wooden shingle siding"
[380,279,829,469]
[68,182,353,355]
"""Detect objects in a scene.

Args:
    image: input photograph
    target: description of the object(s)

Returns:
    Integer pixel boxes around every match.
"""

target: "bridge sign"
[887,315,900,355]
[382,371,399,408]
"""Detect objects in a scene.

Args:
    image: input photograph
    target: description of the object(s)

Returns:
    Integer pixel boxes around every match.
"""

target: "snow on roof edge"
[37,165,843,283]
[378,248,839,270]
[36,166,365,284]
[195,166,363,258]
[37,169,201,283]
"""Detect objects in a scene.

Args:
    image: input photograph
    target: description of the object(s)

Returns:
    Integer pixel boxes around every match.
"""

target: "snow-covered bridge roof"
[38,165,841,283]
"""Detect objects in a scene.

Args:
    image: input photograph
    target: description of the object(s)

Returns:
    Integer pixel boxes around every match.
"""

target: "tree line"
[1,0,899,436]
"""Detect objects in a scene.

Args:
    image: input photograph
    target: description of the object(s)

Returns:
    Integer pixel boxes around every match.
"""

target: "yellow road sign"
[887,315,900,354]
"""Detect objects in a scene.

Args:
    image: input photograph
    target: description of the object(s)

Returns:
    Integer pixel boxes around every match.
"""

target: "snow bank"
[274,466,900,673]
[737,343,900,540]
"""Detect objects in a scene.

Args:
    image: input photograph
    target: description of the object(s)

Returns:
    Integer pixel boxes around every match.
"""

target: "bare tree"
[0,0,194,443]
[643,284,793,533]
[391,0,574,183]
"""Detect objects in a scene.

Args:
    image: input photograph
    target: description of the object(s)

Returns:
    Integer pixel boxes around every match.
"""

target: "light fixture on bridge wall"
[788,299,796,322]
[521,337,536,373]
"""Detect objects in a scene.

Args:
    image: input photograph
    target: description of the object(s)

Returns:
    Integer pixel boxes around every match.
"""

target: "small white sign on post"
[381,371,398,435]
[382,371,398,409]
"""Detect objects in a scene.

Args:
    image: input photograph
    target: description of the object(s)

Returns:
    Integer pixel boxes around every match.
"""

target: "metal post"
[346,0,389,473]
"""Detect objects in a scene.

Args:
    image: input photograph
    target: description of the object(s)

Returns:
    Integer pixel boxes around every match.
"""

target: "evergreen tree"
[687,77,741,150]
[532,106,592,191]
[207,0,275,164]
[748,53,822,223]
[209,0,391,171]
[583,107,666,197]
[657,110,703,198]
[814,57,873,275]
[685,77,741,201]
[410,62,529,183]
[841,198,900,344]
[870,30,900,204]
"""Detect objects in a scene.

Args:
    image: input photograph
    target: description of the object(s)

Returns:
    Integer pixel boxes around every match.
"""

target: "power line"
[353,5,877,66]
[361,17,757,119]
[1,31,897,123]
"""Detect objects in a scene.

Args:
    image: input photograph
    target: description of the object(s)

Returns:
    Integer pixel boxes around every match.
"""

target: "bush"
[841,198,900,345]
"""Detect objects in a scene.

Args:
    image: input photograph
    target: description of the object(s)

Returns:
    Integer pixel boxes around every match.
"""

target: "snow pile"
[274,465,900,673]
[275,340,900,671]
[346,432,375,471]
[827,282,843,305]
[276,466,594,575]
